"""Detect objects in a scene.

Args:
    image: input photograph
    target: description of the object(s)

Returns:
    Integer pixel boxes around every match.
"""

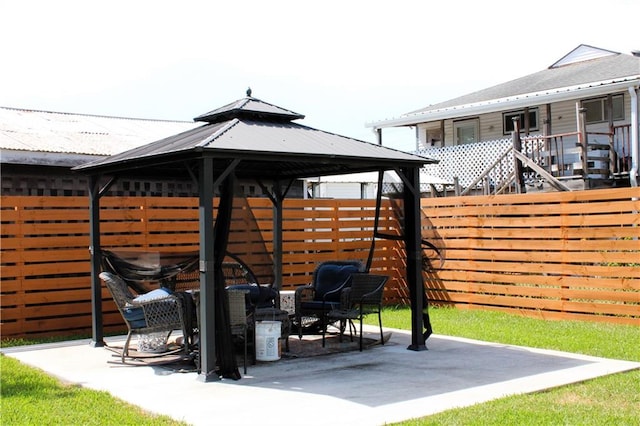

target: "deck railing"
[420,124,633,195]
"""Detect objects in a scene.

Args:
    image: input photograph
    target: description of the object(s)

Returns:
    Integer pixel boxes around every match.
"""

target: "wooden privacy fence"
[421,187,640,326]
[1,187,638,338]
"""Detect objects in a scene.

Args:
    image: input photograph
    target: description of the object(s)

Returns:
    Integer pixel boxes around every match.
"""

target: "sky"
[1,0,639,151]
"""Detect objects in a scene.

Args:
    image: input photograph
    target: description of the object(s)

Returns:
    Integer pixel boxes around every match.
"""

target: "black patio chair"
[294,260,364,339]
[324,273,388,351]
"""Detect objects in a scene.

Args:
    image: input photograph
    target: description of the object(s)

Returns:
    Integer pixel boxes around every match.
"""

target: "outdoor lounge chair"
[100,271,189,363]
[294,260,363,339]
[324,273,388,351]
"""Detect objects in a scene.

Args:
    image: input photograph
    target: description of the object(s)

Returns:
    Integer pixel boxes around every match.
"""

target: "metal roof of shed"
[74,95,435,181]
[0,106,200,167]
[0,106,199,156]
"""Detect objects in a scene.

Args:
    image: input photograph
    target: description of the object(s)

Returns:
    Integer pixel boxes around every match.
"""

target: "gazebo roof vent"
[194,89,305,124]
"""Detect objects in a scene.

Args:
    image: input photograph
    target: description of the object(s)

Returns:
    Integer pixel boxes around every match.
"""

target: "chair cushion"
[314,264,360,301]
[133,288,172,302]
[122,307,146,329]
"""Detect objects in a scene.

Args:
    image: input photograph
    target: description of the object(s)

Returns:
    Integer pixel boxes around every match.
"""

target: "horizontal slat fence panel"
[2,187,638,337]
[421,187,640,326]
[0,196,402,337]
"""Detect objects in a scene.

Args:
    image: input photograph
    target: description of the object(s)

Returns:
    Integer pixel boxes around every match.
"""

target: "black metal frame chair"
[324,273,388,351]
[294,260,363,339]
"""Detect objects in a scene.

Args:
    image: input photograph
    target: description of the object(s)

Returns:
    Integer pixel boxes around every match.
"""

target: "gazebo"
[74,92,437,381]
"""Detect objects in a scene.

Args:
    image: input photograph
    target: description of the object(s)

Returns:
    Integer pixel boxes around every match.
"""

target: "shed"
[74,92,437,381]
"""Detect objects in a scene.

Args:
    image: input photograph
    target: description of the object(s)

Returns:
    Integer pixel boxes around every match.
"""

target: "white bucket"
[255,320,281,361]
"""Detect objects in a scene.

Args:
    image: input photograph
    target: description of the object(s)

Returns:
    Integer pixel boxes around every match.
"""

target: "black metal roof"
[73,95,435,181]
[194,95,305,123]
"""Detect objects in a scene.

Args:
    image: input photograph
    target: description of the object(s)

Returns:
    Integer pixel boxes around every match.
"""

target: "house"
[368,45,640,194]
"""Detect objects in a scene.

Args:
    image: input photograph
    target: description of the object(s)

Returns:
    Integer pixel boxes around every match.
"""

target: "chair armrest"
[322,278,351,302]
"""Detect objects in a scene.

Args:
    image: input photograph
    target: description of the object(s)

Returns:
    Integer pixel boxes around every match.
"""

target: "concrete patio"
[3,327,638,426]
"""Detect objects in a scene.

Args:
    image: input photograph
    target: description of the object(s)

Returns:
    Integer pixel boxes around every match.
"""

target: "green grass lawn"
[2,307,639,425]
[0,355,186,425]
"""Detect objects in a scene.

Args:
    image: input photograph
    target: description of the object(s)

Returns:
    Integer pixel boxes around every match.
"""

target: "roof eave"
[368,76,640,129]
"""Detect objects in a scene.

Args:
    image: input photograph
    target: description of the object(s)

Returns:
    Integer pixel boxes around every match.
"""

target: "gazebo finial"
[246,87,252,97]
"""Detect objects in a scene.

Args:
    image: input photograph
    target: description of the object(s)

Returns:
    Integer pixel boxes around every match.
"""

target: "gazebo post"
[272,180,284,294]
[89,175,104,348]
[198,157,219,382]
[402,166,427,351]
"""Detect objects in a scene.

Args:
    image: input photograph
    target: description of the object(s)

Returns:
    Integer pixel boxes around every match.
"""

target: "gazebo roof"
[73,94,435,180]
[194,93,305,123]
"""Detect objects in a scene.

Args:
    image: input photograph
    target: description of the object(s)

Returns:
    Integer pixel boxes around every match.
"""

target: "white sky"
[1,0,639,151]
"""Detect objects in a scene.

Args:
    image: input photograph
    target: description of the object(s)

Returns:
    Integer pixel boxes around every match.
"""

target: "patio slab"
[3,328,638,426]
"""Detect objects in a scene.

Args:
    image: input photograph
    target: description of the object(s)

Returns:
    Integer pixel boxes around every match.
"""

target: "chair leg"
[338,319,346,342]
[358,316,364,351]
[252,327,257,365]
[123,331,133,363]
[378,310,384,345]
[321,316,327,347]
[243,328,247,374]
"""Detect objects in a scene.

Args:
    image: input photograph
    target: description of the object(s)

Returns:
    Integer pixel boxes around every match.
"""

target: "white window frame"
[453,118,479,145]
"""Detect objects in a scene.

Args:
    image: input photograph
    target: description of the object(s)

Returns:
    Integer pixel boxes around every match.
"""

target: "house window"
[453,118,479,144]
[583,95,624,123]
[503,108,539,134]
[425,128,443,147]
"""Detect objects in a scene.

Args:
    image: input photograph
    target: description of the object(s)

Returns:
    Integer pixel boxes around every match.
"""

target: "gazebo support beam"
[402,166,428,351]
[258,179,294,295]
[197,157,219,382]
[89,175,104,347]
[88,174,117,348]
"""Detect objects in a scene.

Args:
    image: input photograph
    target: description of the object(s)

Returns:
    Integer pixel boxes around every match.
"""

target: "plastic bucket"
[255,321,281,361]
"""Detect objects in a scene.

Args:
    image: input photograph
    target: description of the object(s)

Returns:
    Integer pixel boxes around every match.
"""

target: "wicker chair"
[294,260,363,339]
[100,271,188,363]
[324,273,388,351]
[227,289,251,374]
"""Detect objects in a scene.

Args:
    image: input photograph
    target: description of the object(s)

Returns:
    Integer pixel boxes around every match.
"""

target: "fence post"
[512,117,525,193]
[607,94,617,176]
[578,107,589,179]
[453,177,460,196]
